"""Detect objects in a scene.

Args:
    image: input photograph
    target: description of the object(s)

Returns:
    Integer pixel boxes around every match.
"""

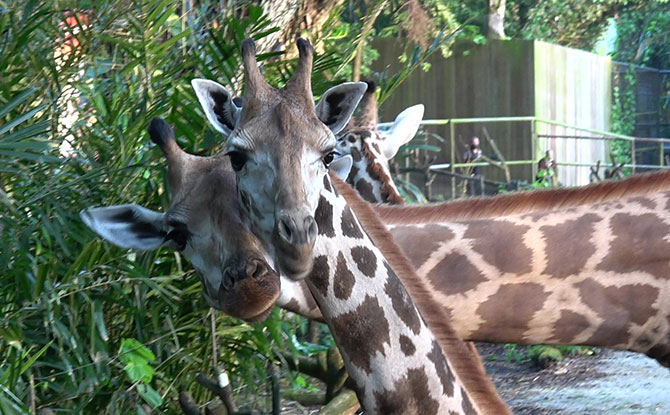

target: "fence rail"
[380,116,670,199]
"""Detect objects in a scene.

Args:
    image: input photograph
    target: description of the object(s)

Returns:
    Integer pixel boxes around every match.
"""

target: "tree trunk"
[486,0,506,39]
[257,0,344,55]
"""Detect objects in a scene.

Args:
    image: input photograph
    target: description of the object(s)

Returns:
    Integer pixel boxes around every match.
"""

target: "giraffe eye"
[322,150,338,168]
[227,151,247,172]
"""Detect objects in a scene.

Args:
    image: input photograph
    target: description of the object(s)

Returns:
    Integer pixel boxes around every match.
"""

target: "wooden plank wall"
[371,38,611,196]
[534,41,611,186]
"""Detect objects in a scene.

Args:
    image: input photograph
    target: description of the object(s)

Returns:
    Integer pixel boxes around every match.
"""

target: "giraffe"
[331,86,670,367]
[80,118,283,322]
[336,79,424,204]
[192,38,509,414]
[375,171,670,367]
[83,121,670,372]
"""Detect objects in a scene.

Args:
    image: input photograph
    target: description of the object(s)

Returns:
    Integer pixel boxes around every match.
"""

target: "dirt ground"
[281,344,670,414]
[477,343,670,414]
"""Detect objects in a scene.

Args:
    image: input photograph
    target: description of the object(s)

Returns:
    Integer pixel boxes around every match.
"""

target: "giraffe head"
[192,38,366,279]
[81,118,281,321]
[335,81,424,203]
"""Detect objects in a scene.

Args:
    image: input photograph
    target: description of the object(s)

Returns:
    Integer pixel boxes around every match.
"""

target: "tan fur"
[332,174,511,415]
[376,170,670,223]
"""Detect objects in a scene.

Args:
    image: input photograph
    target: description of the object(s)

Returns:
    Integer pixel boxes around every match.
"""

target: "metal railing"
[380,116,670,198]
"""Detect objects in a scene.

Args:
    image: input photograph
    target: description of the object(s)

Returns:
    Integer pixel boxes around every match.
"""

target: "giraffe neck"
[303,173,508,415]
[343,129,404,204]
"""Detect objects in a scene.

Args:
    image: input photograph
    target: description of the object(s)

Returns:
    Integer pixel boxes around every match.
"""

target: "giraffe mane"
[376,170,670,224]
[358,137,405,204]
[331,173,511,415]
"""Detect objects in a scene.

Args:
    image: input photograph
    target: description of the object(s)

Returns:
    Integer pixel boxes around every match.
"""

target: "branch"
[352,1,388,81]
[179,391,202,415]
[318,390,360,415]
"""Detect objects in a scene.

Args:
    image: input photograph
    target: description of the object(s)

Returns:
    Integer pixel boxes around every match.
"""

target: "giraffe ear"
[315,82,367,134]
[80,205,167,251]
[191,79,241,135]
[330,155,353,180]
[382,104,424,159]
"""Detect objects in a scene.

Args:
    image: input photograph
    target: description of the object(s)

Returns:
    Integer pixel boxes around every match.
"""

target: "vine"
[610,64,637,174]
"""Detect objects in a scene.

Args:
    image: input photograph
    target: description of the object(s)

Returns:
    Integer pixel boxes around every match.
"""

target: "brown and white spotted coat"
[303,173,495,414]
[336,81,424,204]
[193,38,509,415]
[378,171,670,367]
[334,93,670,367]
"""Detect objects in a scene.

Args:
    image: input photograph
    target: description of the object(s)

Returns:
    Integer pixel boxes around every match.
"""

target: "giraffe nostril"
[248,259,268,279]
[278,217,293,243]
[222,268,235,290]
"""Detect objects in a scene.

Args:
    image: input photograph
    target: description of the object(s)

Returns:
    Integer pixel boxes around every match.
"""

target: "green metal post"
[531,118,537,182]
[630,140,635,174]
[450,121,456,199]
[660,141,664,167]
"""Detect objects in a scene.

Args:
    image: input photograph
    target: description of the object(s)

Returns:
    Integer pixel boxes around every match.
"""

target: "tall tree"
[487,0,506,39]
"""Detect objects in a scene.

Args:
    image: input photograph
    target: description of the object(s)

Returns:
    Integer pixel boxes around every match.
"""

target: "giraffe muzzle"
[273,213,317,279]
[211,257,281,322]
[276,213,317,246]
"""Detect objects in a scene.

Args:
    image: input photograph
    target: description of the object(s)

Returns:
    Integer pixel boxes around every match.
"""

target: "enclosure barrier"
[380,116,670,199]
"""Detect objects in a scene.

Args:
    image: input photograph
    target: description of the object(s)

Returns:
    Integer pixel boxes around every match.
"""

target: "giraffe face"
[81,119,281,322]
[193,39,366,279]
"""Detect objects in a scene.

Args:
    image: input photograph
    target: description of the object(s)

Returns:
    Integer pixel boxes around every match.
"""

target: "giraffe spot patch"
[541,213,601,278]
[350,147,362,161]
[629,196,656,210]
[399,335,416,356]
[597,212,670,279]
[371,142,381,154]
[323,175,332,192]
[391,225,455,268]
[348,163,359,182]
[351,246,377,277]
[308,255,330,298]
[577,278,660,347]
[384,268,422,335]
[464,220,532,275]
[333,251,355,300]
[355,177,376,203]
[373,368,439,415]
[314,195,335,237]
[547,310,591,343]
[341,206,364,239]
[331,295,389,374]
[473,283,549,343]
[428,340,453,397]
[427,252,486,296]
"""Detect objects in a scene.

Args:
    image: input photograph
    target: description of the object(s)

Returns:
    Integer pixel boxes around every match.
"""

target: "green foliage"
[391,127,445,203]
[503,344,594,367]
[0,1,342,413]
[610,65,636,175]
[613,1,670,69]
[528,345,594,367]
[505,0,636,50]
